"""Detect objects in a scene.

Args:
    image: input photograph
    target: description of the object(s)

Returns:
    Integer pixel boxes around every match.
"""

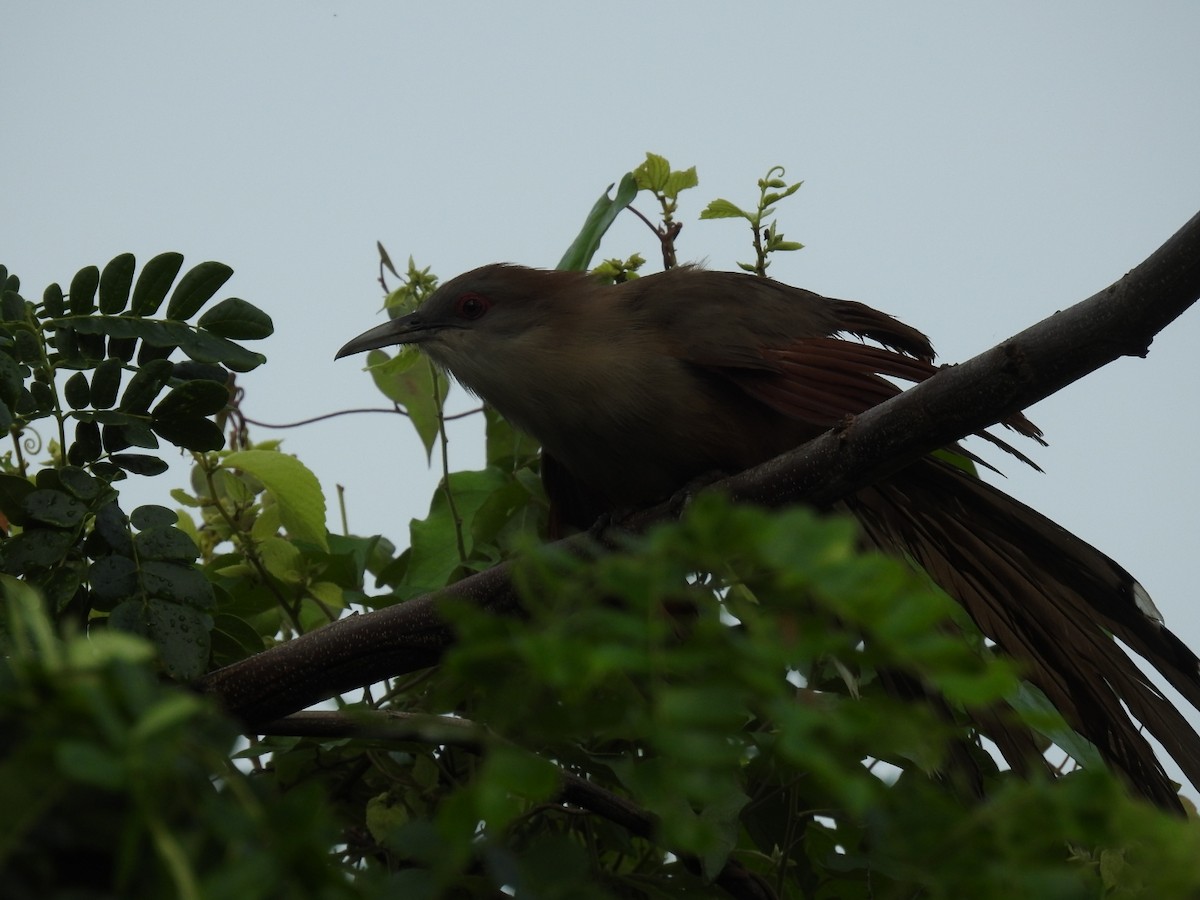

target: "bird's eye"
[454,292,491,320]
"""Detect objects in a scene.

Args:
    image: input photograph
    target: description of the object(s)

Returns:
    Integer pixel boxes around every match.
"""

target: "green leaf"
[51,326,79,363]
[197,297,274,340]
[64,371,90,410]
[556,172,640,272]
[15,330,41,364]
[68,265,99,316]
[109,454,170,476]
[258,536,303,584]
[223,450,328,551]
[151,379,229,420]
[698,787,750,879]
[29,380,54,412]
[136,339,174,366]
[101,423,131,453]
[165,261,233,321]
[365,349,444,459]
[130,252,184,316]
[119,358,175,413]
[1,289,25,321]
[58,466,102,500]
[211,613,266,659]
[89,358,124,409]
[99,253,136,314]
[111,421,159,449]
[476,744,559,828]
[49,314,266,372]
[633,152,671,191]
[42,282,64,317]
[135,526,200,563]
[172,327,265,372]
[130,693,205,741]
[0,353,24,407]
[56,741,126,790]
[23,488,87,528]
[150,416,225,452]
[776,180,804,201]
[89,554,139,605]
[401,468,508,595]
[1010,682,1105,769]
[88,407,147,426]
[92,502,134,555]
[71,420,102,463]
[107,334,137,362]
[110,597,212,680]
[699,199,749,220]
[0,528,73,570]
[130,505,178,528]
[663,166,699,199]
[41,560,86,612]
[172,361,227,384]
[141,560,214,609]
[76,329,104,362]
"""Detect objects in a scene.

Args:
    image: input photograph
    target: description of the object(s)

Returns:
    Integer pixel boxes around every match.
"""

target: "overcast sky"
[6,3,1200,786]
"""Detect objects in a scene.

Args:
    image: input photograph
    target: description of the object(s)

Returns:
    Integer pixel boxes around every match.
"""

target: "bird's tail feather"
[845,457,1200,809]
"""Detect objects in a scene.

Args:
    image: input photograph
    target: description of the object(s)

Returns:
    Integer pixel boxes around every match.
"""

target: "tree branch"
[199,210,1200,730]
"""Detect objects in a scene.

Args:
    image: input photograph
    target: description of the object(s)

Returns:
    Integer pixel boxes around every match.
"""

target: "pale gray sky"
[6,2,1200,785]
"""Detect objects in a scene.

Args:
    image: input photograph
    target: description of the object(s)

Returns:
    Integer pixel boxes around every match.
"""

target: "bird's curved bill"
[335,315,427,359]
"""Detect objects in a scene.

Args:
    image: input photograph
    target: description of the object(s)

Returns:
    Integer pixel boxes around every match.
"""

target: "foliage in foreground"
[2,154,1200,898]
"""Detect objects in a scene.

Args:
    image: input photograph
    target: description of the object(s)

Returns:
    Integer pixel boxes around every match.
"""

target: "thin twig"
[242,405,485,430]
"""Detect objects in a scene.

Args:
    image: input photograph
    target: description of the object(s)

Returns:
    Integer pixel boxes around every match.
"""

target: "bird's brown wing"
[701,332,1045,471]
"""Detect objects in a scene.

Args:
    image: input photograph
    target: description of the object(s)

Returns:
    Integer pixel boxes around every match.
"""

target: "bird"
[337,262,1200,810]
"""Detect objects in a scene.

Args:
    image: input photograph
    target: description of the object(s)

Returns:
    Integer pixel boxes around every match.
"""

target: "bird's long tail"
[845,457,1200,809]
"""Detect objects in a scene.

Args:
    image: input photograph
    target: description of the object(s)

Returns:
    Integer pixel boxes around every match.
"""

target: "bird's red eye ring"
[454,292,491,320]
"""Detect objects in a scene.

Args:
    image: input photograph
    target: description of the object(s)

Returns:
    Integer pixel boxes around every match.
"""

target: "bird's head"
[337,264,582,359]
[336,263,603,411]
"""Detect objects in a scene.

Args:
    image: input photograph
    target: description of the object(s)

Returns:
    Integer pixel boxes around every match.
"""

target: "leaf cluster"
[0,254,274,676]
[700,166,805,276]
[0,584,378,900]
